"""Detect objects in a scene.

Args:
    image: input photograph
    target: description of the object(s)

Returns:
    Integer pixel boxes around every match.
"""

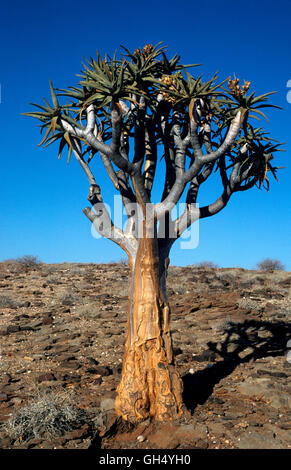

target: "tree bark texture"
[115,221,184,422]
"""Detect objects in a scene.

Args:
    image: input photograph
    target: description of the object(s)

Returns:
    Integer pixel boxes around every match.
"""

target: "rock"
[64,424,89,440]
[208,396,225,405]
[6,325,21,334]
[238,378,291,409]
[222,411,245,420]
[27,438,45,449]
[256,369,287,378]
[147,422,208,449]
[238,347,254,359]
[226,343,238,354]
[60,360,80,370]
[194,350,217,362]
[100,398,116,412]
[237,378,271,397]
[86,368,102,375]
[88,357,99,366]
[195,439,208,449]
[42,315,53,325]
[173,347,183,356]
[207,422,228,437]
[20,325,34,331]
[37,373,57,383]
[278,421,291,430]
[90,366,112,377]
[0,436,12,448]
[14,314,30,320]
[237,429,285,449]
[0,374,12,385]
[188,304,200,313]
[62,373,81,383]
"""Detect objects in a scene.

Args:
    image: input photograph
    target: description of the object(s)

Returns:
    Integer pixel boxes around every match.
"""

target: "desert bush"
[75,302,101,318]
[0,294,20,309]
[2,255,41,272]
[2,389,88,443]
[57,289,79,306]
[256,258,285,271]
[118,258,128,266]
[196,261,219,268]
[237,297,259,310]
[68,266,86,275]
[14,255,41,267]
[215,318,237,333]
[45,274,62,285]
[108,258,128,266]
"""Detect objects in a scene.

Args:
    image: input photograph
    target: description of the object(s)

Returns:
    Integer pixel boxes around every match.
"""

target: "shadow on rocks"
[182,319,291,414]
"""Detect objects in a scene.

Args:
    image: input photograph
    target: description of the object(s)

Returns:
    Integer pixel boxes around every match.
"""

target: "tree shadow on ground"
[182,319,291,414]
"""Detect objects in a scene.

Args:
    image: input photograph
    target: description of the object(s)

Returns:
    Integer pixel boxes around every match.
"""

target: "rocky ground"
[0,260,290,449]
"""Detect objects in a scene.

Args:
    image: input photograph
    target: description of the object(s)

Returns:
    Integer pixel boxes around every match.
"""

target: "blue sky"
[0,0,290,269]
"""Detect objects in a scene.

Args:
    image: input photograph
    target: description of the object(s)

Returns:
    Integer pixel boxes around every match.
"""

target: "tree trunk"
[115,221,184,422]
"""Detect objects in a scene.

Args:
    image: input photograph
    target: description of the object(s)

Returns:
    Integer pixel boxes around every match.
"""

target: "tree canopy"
[24,43,284,259]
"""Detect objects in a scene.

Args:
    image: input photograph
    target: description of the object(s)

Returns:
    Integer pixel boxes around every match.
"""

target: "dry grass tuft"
[2,389,89,443]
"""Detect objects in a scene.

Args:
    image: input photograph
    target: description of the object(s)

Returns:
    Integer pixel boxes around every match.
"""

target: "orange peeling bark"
[115,222,184,422]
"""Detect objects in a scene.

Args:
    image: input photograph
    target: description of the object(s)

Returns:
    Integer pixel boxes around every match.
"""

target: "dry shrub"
[57,289,79,306]
[2,389,88,443]
[0,294,21,309]
[256,258,285,271]
[196,261,219,269]
[237,297,259,310]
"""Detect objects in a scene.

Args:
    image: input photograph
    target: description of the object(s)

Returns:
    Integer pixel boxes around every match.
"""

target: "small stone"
[60,360,81,370]
[256,369,287,378]
[238,347,254,359]
[42,316,53,325]
[20,325,34,331]
[92,366,112,376]
[1,373,12,385]
[137,435,145,442]
[88,357,99,366]
[195,350,217,362]
[278,421,291,430]
[64,424,89,440]
[227,343,238,354]
[173,347,183,356]
[6,325,21,334]
[37,373,57,383]
[188,304,200,313]
[100,398,116,412]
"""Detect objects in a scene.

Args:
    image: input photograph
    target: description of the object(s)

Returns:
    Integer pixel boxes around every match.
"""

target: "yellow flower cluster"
[143,44,154,57]
[228,77,251,98]
[134,44,154,59]
[159,73,182,104]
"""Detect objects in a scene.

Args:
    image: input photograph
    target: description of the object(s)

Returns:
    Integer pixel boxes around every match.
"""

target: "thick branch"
[143,121,157,196]
[83,205,136,258]
[185,110,243,181]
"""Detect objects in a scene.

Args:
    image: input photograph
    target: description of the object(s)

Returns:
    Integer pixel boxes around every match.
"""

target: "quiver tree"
[25,43,284,423]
